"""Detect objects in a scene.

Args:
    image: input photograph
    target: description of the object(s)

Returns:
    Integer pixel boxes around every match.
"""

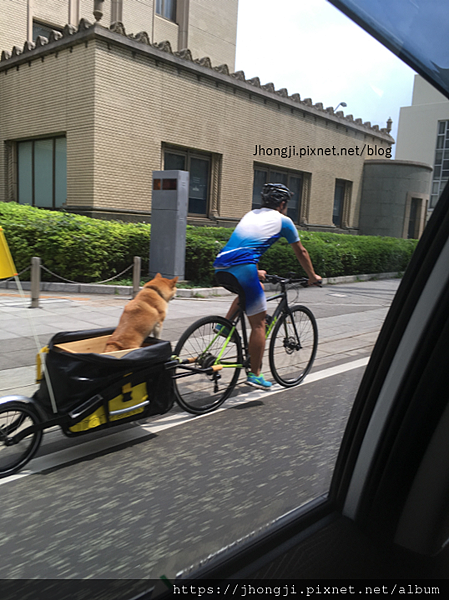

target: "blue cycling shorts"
[215,263,266,317]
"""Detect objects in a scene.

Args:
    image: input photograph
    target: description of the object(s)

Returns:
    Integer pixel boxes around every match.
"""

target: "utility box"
[149,170,189,279]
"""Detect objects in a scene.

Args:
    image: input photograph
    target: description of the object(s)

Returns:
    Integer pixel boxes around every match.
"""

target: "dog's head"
[145,273,178,301]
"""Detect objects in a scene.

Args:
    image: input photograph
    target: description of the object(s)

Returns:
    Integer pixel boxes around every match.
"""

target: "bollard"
[149,170,188,278]
[133,256,141,298]
[30,256,41,308]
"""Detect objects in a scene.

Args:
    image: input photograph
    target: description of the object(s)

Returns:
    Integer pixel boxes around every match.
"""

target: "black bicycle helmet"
[261,183,293,208]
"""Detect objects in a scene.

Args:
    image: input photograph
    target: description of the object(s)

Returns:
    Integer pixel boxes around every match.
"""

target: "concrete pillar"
[31,256,40,308]
[133,256,141,298]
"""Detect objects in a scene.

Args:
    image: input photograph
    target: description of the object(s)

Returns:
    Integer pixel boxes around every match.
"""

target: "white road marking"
[0,357,369,485]
[0,299,71,308]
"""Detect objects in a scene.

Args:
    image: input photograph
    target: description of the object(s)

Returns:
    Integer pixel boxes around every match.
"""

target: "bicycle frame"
[218,277,305,371]
[170,275,311,383]
[170,274,317,414]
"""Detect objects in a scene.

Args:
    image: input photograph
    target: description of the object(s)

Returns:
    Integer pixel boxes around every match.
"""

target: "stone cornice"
[0,19,394,143]
[364,159,432,170]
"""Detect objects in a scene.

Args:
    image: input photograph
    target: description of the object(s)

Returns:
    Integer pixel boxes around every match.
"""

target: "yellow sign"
[0,227,17,279]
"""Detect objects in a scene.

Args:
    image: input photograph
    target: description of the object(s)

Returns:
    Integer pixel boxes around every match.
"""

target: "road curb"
[0,272,402,298]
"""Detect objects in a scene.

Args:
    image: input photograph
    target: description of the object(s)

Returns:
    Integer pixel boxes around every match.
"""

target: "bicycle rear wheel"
[0,401,43,477]
[269,305,318,387]
[174,316,243,415]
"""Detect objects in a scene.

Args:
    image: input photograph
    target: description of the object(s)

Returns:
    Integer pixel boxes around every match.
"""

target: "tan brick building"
[0,1,394,231]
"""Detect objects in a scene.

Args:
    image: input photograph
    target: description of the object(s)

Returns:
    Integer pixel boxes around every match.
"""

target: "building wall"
[188,0,238,69]
[153,14,179,50]
[396,74,449,214]
[0,0,28,53]
[396,103,448,166]
[412,74,449,106]
[33,0,73,28]
[0,40,96,208]
[359,160,431,238]
[396,75,449,166]
[0,23,393,231]
[122,0,154,35]
[0,1,237,68]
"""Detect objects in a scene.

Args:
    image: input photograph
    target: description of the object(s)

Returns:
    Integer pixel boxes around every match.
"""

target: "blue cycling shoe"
[246,372,272,390]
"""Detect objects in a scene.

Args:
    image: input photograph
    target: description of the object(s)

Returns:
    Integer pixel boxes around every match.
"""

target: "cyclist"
[214,183,322,390]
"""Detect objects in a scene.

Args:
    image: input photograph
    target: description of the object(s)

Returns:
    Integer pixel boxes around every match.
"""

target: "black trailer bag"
[33,328,175,421]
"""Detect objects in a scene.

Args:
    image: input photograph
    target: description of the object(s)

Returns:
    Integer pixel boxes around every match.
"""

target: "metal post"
[30,256,41,308]
[133,256,141,298]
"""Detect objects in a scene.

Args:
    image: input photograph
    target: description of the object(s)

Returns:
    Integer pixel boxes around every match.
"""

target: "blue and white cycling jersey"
[213,208,299,269]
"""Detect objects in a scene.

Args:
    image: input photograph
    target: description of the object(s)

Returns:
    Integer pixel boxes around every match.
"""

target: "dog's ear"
[155,272,161,278]
[172,276,179,285]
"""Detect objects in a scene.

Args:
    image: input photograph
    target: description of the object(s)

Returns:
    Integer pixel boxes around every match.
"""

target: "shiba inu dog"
[104,273,178,352]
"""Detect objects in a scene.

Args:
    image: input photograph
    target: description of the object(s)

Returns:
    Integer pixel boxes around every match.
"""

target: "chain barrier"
[39,263,134,285]
[0,266,31,282]
[4,258,141,307]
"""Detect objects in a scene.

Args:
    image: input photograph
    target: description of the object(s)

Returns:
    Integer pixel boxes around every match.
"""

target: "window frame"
[252,164,304,223]
[32,20,63,42]
[156,0,177,22]
[163,146,212,217]
[430,120,449,209]
[16,135,67,210]
[332,178,353,229]
[403,192,429,239]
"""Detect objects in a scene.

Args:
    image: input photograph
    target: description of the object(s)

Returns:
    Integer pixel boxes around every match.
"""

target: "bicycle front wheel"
[0,401,43,477]
[269,305,318,387]
[174,316,243,415]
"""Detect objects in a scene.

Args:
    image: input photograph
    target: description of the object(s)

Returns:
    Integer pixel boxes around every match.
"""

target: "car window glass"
[164,0,422,577]
[1,0,439,588]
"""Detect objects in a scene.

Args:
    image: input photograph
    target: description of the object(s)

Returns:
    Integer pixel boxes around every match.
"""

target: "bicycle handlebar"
[264,274,322,287]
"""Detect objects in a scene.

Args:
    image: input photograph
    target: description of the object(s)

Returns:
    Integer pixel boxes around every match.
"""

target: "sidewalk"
[0,270,401,297]
[0,278,400,399]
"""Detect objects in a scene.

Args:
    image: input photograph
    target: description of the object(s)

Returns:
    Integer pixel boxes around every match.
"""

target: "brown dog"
[104,273,178,352]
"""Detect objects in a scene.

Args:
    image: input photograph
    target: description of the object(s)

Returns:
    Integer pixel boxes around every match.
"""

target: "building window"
[431,120,449,209]
[156,0,177,22]
[32,21,62,42]
[407,197,421,239]
[403,193,428,239]
[17,137,67,209]
[164,148,210,216]
[333,180,346,227]
[252,166,303,223]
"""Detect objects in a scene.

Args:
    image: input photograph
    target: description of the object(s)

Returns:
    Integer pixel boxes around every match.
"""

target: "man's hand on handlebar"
[307,274,322,287]
[264,274,322,287]
[258,269,267,281]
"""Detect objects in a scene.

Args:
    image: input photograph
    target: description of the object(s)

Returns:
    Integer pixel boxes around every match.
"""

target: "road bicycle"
[173,274,319,415]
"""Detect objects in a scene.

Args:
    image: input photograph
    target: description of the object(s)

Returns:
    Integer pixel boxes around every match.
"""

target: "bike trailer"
[33,328,175,432]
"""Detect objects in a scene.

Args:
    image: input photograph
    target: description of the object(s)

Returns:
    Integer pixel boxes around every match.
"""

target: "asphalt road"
[0,279,400,590]
[0,367,364,581]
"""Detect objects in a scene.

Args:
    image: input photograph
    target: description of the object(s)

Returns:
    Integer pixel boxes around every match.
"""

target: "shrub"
[185,236,224,285]
[0,203,418,286]
[0,203,151,282]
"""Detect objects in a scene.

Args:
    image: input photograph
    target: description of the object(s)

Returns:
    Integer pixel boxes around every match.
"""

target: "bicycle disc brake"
[283,336,302,354]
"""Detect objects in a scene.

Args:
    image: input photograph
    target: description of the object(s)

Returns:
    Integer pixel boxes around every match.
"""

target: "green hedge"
[184,225,418,284]
[0,203,418,285]
[0,203,151,282]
